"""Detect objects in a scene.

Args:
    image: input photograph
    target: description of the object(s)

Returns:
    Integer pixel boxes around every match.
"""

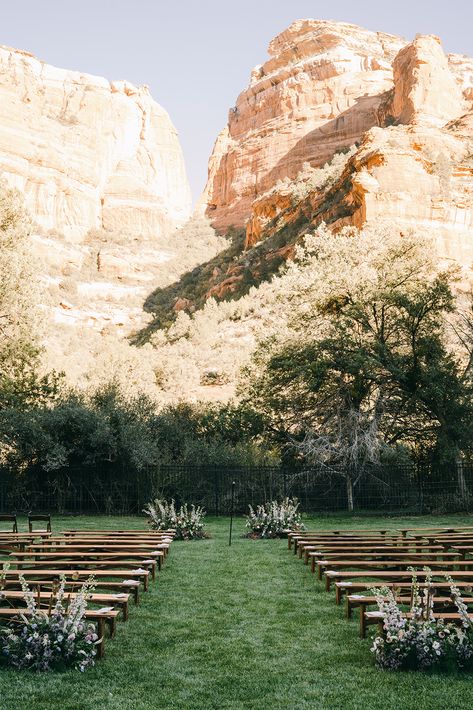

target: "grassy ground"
[2,513,473,709]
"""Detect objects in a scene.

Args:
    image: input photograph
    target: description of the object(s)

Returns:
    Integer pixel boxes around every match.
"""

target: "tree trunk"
[456,458,468,509]
[346,472,354,513]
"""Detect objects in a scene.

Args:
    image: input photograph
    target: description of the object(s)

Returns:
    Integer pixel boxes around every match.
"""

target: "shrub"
[143,498,207,540]
[371,568,473,671]
[245,497,304,538]
[0,573,99,672]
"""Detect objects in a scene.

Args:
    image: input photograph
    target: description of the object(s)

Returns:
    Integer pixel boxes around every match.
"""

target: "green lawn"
[2,513,473,709]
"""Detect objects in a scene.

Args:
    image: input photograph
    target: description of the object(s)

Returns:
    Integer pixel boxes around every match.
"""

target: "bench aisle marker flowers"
[245,497,305,538]
[371,566,473,671]
[0,565,100,672]
[143,498,207,540]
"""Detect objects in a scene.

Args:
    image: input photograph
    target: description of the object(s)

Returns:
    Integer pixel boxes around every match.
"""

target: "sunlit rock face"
[243,28,473,272]
[0,45,191,240]
[388,34,464,127]
[201,19,406,231]
[201,20,473,241]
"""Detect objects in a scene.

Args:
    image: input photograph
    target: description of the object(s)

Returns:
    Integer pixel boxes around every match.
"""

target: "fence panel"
[1,462,472,515]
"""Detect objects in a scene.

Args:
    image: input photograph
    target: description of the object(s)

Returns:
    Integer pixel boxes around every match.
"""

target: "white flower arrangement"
[0,570,99,672]
[143,498,207,540]
[371,567,473,671]
[245,497,304,538]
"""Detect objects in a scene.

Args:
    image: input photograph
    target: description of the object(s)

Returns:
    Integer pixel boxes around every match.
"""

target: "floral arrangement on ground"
[0,569,99,672]
[143,498,208,540]
[245,497,305,538]
[372,567,473,671]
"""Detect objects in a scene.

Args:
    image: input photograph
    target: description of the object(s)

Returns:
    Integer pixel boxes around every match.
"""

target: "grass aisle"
[2,515,473,708]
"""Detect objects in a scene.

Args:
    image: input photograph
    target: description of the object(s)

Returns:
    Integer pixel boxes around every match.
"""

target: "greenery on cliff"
[3,185,473,496]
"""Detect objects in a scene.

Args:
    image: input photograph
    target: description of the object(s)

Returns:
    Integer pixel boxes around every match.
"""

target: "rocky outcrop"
[387,35,464,126]
[202,21,473,235]
[0,45,191,240]
[197,29,473,307]
[201,20,406,231]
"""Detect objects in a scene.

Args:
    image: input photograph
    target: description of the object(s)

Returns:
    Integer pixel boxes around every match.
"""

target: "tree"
[242,224,473,509]
[0,182,53,409]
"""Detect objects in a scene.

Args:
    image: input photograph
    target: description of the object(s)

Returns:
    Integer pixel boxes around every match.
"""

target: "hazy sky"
[2,1,473,201]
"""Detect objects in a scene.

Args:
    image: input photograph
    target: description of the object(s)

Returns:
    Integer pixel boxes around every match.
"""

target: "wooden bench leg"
[311,556,316,574]
[335,585,342,605]
[97,618,105,658]
[317,563,323,581]
[346,596,352,619]
[360,605,367,639]
[325,575,332,593]
[108,616,116,638]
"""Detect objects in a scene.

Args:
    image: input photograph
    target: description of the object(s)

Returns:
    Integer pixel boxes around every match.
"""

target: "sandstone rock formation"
[201,20,405,231]
[0,45,191,240]
[242,26,473,268]
[388,35,464,126]
[202,20,473,237]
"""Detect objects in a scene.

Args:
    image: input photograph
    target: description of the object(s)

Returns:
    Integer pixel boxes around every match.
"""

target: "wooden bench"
[399,526,473,537]
[301,542,445,562]
[308,551,464,579]
[0,590,130,620]
[289,533,403,552]
[363,610,473,638]
[313,554,463,578]
[12,549,164,565]
[324,569,473,593]
[334,579,473,605]
[0,568,150,590]
[347,591,473,615]
[0,578,141,604]
[8,555,160,582]
[63,529,175,538]
[302,544,448,565]
[27,542,171,558]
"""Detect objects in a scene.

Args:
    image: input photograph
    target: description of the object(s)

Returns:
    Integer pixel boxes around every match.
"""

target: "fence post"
[456,459,468,511]
[214,468,219,517]
[417,463,424,515]
[229,481,236,546]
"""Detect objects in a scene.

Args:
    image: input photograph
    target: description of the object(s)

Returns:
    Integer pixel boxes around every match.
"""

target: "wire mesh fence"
[1,462,473,516]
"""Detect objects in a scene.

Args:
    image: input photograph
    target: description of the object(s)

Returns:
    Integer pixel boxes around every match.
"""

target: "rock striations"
[0,44,191,240]
[201,20,406,230]
[201,20,473,273]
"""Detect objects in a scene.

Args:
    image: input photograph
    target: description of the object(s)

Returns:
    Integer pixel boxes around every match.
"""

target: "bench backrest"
[28,514,51,533]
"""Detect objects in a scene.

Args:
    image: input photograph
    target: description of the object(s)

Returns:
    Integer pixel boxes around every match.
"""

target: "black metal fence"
[1,462,473,516]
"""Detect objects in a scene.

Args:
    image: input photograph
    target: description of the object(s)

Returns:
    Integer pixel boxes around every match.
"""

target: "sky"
[2,1,473,201]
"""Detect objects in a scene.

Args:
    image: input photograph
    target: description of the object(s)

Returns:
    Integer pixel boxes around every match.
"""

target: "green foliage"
[151,401,275,467]
[0,183,47,400]
[242,225,473,468]
[0,383,274,489]
[136,226,244,340]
